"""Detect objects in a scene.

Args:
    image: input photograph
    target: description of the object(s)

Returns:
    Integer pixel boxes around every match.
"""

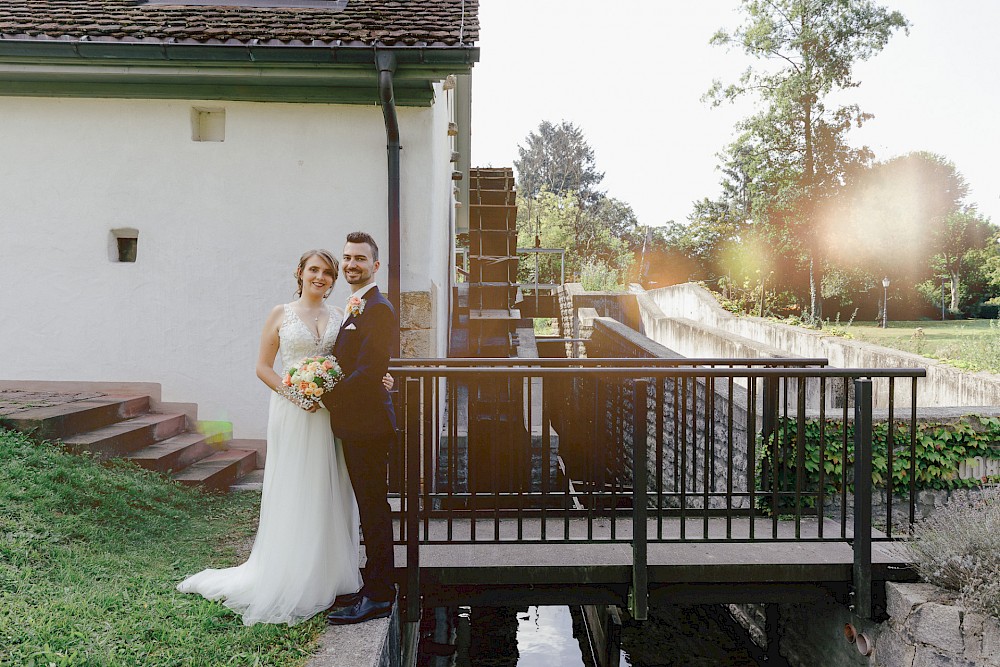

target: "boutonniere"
[347,295,366,318]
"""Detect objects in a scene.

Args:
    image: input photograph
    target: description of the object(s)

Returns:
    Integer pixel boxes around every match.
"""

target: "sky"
[470,1,1000,229]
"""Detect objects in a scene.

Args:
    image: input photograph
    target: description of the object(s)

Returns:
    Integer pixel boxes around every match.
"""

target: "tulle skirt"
[177,394,362,626]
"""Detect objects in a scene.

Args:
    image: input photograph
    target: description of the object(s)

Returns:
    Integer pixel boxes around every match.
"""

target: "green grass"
[0,428,325,667]
[830,319,1000,373]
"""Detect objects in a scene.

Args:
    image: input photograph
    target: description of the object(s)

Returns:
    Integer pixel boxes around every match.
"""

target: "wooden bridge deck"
[389,517,916,608]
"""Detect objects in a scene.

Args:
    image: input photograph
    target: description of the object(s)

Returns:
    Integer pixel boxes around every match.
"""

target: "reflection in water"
[417,606,587,667]
[416,604,763,666]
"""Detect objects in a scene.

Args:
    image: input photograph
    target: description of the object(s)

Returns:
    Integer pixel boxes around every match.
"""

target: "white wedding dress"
[177,304,362,626]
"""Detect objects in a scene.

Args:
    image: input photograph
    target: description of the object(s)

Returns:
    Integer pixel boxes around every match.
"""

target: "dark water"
[416,605,763,666]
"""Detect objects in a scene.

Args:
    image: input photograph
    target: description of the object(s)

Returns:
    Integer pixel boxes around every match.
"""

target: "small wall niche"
[109,228,139,263]
[191,107,226,142]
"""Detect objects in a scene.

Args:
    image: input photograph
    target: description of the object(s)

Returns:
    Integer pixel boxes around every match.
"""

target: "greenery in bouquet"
[281,356,343,407]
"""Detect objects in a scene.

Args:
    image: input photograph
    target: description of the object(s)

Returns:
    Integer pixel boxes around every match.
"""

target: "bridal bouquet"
[281,356,343,408]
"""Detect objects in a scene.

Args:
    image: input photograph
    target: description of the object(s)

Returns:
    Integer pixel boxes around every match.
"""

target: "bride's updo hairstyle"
[294,249,339,298]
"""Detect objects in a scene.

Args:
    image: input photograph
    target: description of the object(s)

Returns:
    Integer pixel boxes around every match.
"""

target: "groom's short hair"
[346,231,379,262]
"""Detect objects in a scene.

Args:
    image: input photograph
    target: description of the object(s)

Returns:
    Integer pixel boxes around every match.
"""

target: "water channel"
[415,604,774,666]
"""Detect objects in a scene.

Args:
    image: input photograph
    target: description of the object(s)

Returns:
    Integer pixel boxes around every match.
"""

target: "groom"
[322,231,397,624]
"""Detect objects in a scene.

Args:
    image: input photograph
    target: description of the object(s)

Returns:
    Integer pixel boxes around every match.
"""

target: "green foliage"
[579,259,623,292]
[0,428,322,666]
[757,415,1000,512]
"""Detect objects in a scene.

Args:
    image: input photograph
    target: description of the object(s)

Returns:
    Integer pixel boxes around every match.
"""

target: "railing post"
[852,378,873,620]
[405,378,421,623]
[630,379,648,621]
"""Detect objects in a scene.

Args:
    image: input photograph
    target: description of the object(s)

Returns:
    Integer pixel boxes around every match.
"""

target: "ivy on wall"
[758,415,1000,506]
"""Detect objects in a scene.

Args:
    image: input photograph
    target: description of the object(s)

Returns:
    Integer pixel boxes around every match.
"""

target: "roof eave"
[0,40,479,105]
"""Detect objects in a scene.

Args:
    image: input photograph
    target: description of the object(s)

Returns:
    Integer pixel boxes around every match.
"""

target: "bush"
[909,487,1000,618]
[579,259,623,292]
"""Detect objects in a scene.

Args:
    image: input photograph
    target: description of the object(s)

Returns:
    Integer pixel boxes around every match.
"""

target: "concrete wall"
[0,90,454,437]
[640,283,1000,409]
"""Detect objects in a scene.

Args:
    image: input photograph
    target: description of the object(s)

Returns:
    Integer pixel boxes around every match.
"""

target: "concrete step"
[124,431,218,474]
[230,468,265,492]
[173,449,257,493]
[4,396,152,440]
[62,412,187,460]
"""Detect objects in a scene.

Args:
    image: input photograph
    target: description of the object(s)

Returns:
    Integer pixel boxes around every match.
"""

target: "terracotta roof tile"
[0,0,479,47]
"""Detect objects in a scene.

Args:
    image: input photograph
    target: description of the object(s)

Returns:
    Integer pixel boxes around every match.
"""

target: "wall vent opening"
[109,228,139,263]
[192,107,226,142]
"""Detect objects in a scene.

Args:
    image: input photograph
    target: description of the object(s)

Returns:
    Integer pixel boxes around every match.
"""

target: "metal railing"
[388,358,926,621]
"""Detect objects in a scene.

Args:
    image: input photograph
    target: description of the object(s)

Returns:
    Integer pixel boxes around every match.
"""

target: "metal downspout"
[376,49,401,357]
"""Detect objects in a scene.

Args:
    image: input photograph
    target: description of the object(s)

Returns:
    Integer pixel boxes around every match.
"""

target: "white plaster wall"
[0,94,452,437]
[398,80,453,358]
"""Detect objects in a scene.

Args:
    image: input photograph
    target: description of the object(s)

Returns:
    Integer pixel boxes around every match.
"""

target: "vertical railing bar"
[680,376,688,541]
[541,374,549,542]
[887,378,895,539]
[772,377,784,539]
[404,378,421,622]
[748,376,757,541]
[818,377,826,540]
[601,382,616,541]
[673,377,680,490]
[853,378,873,620]
[909,378,918,530]
[841,377,849,539]
[631,379,648,621]
[493,380,502,542]
[704,375,712,539]
[656,376,665,541]
[795,377,806,540]
[691,375,699,514]
[423,377,433,541]
[518,375,527,542]
[448,375,457,542]
[726,375,734,539]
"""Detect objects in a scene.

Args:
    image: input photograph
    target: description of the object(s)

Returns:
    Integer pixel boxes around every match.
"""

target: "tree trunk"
[950,270,961,311]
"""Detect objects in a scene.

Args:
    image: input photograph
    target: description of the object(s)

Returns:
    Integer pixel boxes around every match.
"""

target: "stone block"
[873,628,916,667]
[887,583,945,625]
[962,611,984,662]
[912,646,974,667]
[400,328,433,359]
[400,291,432,330]
[983,617,1000,663]
[907,603,964,655]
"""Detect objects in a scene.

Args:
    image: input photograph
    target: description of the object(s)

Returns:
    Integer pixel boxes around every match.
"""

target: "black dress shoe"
[331,591,363,608]
[326,596,393,625]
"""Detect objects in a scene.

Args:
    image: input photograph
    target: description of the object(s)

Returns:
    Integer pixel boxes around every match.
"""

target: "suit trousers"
[340,434,396,603]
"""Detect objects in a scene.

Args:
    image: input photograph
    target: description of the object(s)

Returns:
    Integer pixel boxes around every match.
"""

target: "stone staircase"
[1,389,260,492]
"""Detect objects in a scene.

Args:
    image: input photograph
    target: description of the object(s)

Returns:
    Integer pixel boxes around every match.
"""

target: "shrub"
[579,259,623,292]
[909,486,1000,618]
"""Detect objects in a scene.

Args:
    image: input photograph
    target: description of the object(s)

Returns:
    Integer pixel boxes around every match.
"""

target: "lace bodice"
[277,304,342,373]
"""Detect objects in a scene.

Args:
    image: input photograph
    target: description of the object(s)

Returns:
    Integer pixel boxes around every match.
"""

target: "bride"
[177,249,391,626]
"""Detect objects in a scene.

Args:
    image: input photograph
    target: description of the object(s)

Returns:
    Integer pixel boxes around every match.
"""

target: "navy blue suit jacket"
[323,286,397,441]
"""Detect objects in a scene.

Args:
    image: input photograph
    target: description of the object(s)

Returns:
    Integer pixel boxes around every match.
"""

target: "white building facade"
[0,1,479,437]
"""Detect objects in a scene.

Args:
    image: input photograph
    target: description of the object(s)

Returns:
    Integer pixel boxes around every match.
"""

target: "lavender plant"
[909,486,1000,618]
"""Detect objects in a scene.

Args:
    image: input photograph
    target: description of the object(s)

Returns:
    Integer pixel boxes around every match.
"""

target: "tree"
[706,0,908,320]
[928,208,995,311]
[513,121,640,290]
[513,120,604,201]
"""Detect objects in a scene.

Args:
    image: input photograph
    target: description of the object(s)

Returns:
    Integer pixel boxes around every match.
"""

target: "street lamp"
[881,277,890,328]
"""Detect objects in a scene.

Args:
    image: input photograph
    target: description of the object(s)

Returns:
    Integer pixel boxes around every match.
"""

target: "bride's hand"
[303,402,319,413]
[382,373,394,391]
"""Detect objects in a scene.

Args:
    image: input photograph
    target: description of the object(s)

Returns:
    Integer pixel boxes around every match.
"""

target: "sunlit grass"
[0,428,324,667]
[840,320,1000,373]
